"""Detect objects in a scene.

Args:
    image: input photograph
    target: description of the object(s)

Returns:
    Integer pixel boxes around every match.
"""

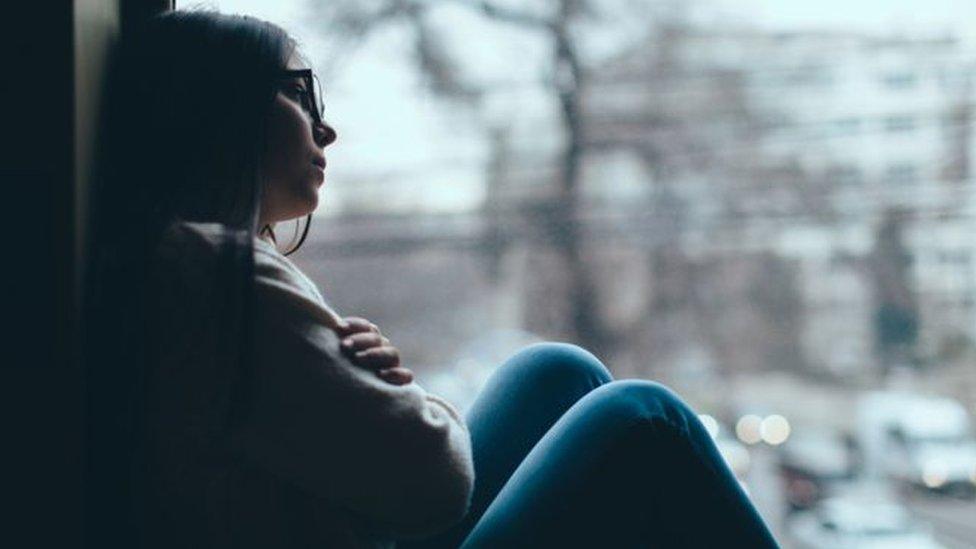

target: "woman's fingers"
[353,346,401,369]
[377,367,414,385]
[335,317,381,337]
[335,324,406,383]
[340,332,390,354]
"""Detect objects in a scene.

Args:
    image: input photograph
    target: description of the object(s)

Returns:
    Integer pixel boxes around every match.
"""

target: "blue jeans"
[399,342,779,548]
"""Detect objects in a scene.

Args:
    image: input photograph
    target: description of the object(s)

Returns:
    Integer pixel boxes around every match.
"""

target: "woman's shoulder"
[151,220,252,292]
[251,237,327,306]
[152,219,325,305]
[157,219,247,256]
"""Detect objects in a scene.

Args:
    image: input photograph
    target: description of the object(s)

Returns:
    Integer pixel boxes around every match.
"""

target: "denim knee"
[582,380,698,435]
[500,342,613,388]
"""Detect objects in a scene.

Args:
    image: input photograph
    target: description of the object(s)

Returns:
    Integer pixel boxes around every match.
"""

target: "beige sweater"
[142,221,474,548]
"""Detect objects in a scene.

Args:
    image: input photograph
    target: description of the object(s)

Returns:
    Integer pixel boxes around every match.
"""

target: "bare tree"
[305,0,663,352]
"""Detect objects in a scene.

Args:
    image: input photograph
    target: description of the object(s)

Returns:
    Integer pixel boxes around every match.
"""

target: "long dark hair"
[82,9,304,546]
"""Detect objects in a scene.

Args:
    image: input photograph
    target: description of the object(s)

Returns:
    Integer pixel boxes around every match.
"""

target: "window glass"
[210,2,976,542]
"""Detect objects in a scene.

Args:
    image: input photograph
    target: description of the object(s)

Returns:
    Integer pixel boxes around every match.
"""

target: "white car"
[857,391,976,495]
[789,492,943,549]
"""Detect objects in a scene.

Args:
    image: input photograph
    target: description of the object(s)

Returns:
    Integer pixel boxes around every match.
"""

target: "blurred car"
[788,486,944,549]
[857,391,976,496]
[777,429,857,511]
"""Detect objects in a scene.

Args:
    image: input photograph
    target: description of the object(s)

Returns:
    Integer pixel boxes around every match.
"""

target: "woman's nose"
[314,121,337,147]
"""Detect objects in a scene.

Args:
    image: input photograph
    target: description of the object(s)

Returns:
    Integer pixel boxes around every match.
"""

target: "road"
[904,491,976,549]
[744,446,976,548]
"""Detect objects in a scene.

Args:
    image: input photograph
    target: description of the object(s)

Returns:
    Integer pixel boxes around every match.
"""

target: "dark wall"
[3,2,78,547]
[1,1,171,546]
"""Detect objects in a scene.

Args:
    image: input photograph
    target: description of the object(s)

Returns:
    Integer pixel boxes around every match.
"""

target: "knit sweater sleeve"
[231,244,475,539]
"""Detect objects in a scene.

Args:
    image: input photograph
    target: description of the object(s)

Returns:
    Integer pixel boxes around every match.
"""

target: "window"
[825,164,863,185]
[882,71,918,90]
[941,111,964,133]
[206,2,976,542]
[884,115,916,133]
[785,65,834,87]
[885,163,918,184]
[835,118,862,134]
[938,250,971,267]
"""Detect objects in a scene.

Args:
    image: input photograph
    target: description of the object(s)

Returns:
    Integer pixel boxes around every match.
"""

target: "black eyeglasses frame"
[279,68,325,126]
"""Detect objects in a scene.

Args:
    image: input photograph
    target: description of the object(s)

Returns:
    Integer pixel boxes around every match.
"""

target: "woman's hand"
[335,317,414,386]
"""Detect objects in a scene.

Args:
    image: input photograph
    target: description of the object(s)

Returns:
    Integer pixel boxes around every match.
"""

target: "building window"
[825,164,862,185]
[884,115,916,133]
[882,71,918,90]
[938,250,971,267]
[940,111,967,133]
[785,65,833,87]
[885,163,918,184]
[835,117,862,134]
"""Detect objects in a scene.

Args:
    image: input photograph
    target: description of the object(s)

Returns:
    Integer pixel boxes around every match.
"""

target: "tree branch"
[438,0,554,30]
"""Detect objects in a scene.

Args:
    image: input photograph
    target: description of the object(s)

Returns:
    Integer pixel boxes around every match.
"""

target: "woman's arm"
[231,252,475,538]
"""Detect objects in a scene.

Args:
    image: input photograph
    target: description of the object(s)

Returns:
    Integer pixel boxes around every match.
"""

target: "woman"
[83,9,778,548]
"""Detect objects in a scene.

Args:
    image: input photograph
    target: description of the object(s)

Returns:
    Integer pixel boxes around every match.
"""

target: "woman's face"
[258,54,337,227]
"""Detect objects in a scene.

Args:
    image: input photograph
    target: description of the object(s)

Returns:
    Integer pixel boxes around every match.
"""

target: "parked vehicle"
[789,486,944,549]
[777,429,857,511]
[856,391,976,496]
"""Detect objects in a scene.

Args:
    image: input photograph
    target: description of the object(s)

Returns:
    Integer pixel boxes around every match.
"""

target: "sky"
[708,0,976,37]
[199,0,976,213]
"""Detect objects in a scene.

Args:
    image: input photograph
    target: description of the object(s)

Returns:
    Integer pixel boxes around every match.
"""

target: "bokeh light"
[760,415,791,445]
[735,415,763,445]
[922,463,948,489]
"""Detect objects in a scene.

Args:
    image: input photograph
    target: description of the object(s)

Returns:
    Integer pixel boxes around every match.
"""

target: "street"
[904,492,976,549]
[745,446,976,548]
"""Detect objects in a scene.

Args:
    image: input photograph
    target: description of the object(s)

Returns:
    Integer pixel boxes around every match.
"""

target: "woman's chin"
[306,188,320,210]
[283,200,317,221]
[300,180,321,211]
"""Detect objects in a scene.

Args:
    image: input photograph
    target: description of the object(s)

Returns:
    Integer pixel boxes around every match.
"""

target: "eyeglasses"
[279,68,325,125]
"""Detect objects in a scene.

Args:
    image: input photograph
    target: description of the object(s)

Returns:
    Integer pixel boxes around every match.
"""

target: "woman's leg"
[461,380,779,548]
[399,342,614,549]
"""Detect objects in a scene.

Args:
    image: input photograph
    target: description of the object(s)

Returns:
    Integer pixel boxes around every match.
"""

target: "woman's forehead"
[286,51,308,71]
